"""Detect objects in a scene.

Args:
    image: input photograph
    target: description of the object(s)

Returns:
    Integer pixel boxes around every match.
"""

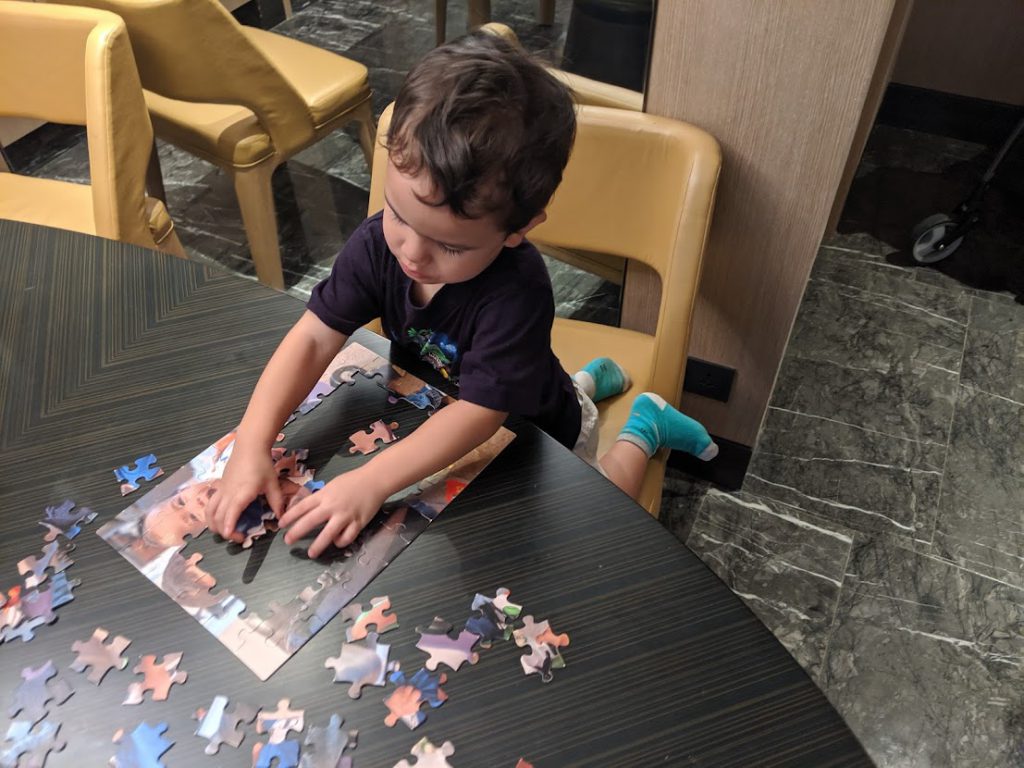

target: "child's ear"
[503,211,547,247]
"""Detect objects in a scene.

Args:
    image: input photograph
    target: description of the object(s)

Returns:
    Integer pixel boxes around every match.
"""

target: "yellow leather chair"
[62,0,376,290]
[0,3,185,257]
[368,103,721,515]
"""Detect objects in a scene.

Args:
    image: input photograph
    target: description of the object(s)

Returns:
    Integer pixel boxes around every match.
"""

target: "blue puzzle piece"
[304,480,325,492]
[112,721,173,768]
[114,454,163,494]
[386,384,444,411]
[254,739,300,768]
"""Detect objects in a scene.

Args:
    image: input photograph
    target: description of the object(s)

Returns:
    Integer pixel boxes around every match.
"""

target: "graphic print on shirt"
[406,327,459,380]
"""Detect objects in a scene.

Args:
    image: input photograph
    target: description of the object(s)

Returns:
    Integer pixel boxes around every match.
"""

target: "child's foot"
[618,392,718,460]
[573,357,631,403]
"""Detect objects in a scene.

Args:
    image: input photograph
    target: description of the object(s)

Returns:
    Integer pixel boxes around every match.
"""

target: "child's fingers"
[265,480,285,519]
[333,521,361,551]
[307,516,347,560]
[281,500,329,544]
[277,493,315,529]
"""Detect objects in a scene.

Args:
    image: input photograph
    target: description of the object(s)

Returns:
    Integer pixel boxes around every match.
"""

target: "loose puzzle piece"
[253,739,300,768]
[111,721,172,768]
[384,668,448,730]
[38,499,96,542]
[348,420,400,455]
[513,616,570,683]
[467,587,523,648]
[393,738,456,768]
[70,627,131,685]
[192,695,258,755]
[415,617,480,672]
[17,540,75,589]
[257,699,304,744]
[1,615,51,644]
[1,720,65,768]
[515,760,534,768]
[299,714,357,768]
[341,596,398,642]
[325,632,398,698]
[234,497,278,549]
[22,572,82,625]
[114,454,165,496]
[386,384,444,412]
[9,661,74,724]
[123,652,188,704]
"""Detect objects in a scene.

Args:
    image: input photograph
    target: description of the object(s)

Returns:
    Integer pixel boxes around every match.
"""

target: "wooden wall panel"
[646,0,897,446]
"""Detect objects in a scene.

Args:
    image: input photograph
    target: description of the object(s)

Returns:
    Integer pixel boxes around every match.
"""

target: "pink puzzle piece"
[341,596,398,642]
[348,420,399,455]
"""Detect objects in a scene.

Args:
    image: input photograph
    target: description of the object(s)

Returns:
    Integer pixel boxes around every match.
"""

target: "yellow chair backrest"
[0,2,154,247]
[58,0,313,156]
[368,102,721,407]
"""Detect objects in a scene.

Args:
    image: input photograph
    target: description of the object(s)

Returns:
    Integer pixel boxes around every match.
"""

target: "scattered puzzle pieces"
[257,699,304,744]
[253,739,300,768]
[299,714,357,768]
[341,596,398,642]
[123,652,187,705]
[234,497,278,549]
[1,720,65,768]
[193,695,258,755]
[70,627,131,684]
[9,661,74,725]
[513,615,569,683]
[348,420,399,455]
[393,738,455,768]
[467,587,522,648]
[38,499,96,542]
[17,540,75,589]
[325,632,398,698]
[384,668,448,730]
[415,617,480,672]
[114,454,164,495]
[515,760,534,768]
[111,721,172,768]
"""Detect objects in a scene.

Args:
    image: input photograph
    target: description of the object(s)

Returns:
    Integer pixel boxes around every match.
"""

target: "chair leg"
[538,0,555,25]
[146,139,167,203]
[435,0,446,45]
[233,164,285,290]
[354,102,377,168]
[468,0,491,29]
[281,0,292,18]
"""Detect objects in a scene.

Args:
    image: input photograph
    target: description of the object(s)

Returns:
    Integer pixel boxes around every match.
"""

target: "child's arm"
[278,399,506,558]
[207,311,348,540]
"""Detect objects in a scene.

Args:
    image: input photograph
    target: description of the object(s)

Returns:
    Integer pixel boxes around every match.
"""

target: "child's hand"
[277,469,386,559]
[206,442,284,542]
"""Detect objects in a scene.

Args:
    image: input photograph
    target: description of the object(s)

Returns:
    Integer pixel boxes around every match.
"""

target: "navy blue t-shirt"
[307,212,582,448]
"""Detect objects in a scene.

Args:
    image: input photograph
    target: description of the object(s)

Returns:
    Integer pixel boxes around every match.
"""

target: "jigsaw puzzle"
[252,699,304,768]
[114,454,164,495]
[70,627,131,684]
[415,617,480,672]
[513,616,570,683]
[348,420,400,455]
[111,721,172,768]
[234,497,279,549]
[299,714,357,768]
[38,499,96,542]
[193,695,258,755]
[97,342,515,680]
[17,540,75,589]
[341,596,398,642]
[123,653,188,704]
[9,661,74,724]
[253,739,301,768]
[384,667,448,730]
[393,738,456,768]
[515,760,535,768]
[325,632,398,698]
[1,720,65,768]
[466,588,523,648]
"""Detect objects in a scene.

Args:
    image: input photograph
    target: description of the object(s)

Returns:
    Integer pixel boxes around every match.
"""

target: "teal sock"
[574,357,631,403]
[618,392,718,460]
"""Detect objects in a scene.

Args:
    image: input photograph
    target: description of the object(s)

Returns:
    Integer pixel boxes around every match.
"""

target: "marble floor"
[662,125,1024,767]
[14,0,1024,764]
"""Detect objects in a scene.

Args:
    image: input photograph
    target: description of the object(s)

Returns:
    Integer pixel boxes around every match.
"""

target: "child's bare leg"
[598,440,649,499]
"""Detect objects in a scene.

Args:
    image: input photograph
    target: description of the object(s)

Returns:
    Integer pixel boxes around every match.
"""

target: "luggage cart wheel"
[911,213,964,264]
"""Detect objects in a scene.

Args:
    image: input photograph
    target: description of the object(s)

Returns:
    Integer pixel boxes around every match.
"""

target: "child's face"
[382,158,544,286]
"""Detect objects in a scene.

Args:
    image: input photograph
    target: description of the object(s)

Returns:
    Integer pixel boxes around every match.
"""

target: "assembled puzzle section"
[96,341,516,680]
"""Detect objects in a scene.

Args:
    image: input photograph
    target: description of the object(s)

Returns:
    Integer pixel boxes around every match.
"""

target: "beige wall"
[646,0,898,446]
[893,0,1024,105]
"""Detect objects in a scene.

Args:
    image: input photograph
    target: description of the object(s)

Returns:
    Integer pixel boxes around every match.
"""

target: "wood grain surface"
[0,220,872,766]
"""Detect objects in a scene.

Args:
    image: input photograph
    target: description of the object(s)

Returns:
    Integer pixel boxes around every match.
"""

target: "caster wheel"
[911,213,964,264]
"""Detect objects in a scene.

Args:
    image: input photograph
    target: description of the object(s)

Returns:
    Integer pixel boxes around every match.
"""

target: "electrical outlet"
[683,358,735,402]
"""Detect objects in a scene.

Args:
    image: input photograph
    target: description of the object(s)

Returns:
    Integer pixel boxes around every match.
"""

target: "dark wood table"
[0,220,872,767]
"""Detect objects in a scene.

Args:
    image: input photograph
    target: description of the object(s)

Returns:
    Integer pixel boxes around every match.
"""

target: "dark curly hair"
[387,30,576,234]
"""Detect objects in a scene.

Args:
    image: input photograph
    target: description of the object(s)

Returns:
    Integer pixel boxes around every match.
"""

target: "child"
[206,31,717,558]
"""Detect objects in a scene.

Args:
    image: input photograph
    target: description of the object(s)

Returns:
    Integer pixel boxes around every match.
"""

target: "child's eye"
[388,208,406,226]
[439,244,463,257]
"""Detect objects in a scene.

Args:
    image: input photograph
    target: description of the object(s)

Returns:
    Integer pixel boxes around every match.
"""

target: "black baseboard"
[877,83,1023,147]
[667,435,751,491]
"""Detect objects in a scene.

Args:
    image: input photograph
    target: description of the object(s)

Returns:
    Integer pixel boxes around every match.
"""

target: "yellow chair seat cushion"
[0,174,98,235]
[144,29,370,169]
